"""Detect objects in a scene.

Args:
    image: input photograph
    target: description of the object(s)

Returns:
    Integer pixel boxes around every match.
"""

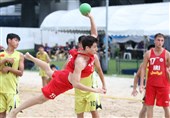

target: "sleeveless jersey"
[0,50,20,94]
[36,51,49,62]
[65,49,95,78]
[147,48,169,87]
[42,49,95,99]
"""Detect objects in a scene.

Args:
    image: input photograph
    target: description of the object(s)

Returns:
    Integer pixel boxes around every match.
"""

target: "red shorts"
[42,70,73,99]
[145,85,170,107]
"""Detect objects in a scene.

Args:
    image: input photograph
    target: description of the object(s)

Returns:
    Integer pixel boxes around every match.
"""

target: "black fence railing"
[116,58,143,75]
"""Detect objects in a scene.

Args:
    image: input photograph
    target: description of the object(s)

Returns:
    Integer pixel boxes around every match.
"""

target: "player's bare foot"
[24,52,33,60]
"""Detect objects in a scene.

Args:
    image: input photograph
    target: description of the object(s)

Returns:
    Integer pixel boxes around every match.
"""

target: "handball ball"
[79,3,91,15]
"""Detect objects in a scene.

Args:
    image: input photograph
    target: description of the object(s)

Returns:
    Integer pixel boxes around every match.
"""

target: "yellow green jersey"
[36,51,49,62]
[75,74,93,96]
[36,51,49,77]
[75,72,102,114]
[0,50,20,94]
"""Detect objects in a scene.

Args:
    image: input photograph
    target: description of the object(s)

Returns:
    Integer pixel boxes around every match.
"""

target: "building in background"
[0,0,168,27]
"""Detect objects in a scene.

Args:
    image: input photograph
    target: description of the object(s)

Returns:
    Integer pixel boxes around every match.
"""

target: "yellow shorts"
[0,93,20,112]
[75,92,102,114]
[75,73,102,114]
[39,69,48,78]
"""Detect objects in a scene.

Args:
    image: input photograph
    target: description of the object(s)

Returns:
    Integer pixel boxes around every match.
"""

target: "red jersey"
[65,49,95,78]
[42,49,95,99]
[147,48,169,87]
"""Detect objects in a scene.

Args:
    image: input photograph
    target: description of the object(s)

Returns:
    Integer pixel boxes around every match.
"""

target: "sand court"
[15,71,165,118]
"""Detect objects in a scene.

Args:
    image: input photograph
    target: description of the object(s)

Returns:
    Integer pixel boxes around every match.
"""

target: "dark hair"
[6,33,20,44]
[38,45,44,49]
[50,64,56,69]
[78,35,86,43]
[154,33,165,39]
[82,36,98,50]
[147,44,155,50]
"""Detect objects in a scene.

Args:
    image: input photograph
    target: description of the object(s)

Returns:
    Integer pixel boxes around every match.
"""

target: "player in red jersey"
[8,36,106,118]
[140,33,170,118]
[131,45,155,118]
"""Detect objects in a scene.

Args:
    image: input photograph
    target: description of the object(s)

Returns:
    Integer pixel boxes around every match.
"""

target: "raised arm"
[86,13,97,38]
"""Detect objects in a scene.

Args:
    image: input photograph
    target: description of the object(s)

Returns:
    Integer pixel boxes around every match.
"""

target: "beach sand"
[14,71,164,118]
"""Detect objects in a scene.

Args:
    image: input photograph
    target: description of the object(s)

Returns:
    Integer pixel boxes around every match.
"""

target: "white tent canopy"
[40,2,170,36]
[40,10,68,31]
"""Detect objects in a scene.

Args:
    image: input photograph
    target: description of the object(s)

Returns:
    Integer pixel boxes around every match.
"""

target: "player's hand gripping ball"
[79,3,91,15]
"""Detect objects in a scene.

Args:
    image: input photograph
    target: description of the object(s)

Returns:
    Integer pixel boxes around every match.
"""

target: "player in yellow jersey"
[0,33,24,118]
[36,45,51,86]
[74,13,106,118]
[74,37,106,118]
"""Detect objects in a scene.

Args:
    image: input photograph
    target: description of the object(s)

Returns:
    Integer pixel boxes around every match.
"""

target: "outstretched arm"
[94,54,106,93]
[69,56,105,94]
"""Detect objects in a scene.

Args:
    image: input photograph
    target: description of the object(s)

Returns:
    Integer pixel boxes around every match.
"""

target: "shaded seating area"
[115,58,142,75]
[110,35,145,60]
[123,52,132,60]
[121,68,137,75]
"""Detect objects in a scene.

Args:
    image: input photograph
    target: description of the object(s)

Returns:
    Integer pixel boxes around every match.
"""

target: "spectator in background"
[50,44,59,60]
[65,42,71,50]
[47,64,59,83]
[125,43,133,50]
[44,43,51,56]
[58,46,66,60]
[36,45,51,87]
[64,42,71,59]
[50,64,58,71]
[136,41,144,50]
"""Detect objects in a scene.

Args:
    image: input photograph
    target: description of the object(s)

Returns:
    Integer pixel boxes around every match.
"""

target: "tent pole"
[144,35,148,53]
[105,0,109,73]
[40,30,43,45]
[0,27,2,47]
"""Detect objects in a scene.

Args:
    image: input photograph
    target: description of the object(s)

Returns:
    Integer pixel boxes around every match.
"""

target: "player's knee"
[77,113,84,118]
[36,95,48,104]
[37,99,45,104]
[91,111,99,118]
